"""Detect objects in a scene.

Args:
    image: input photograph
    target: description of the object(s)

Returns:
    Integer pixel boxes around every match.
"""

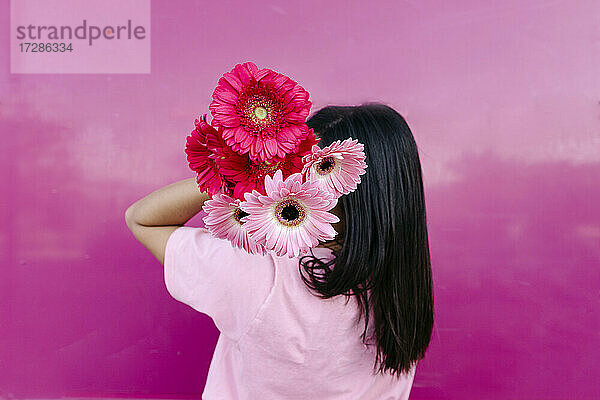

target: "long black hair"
[299,103,434,376]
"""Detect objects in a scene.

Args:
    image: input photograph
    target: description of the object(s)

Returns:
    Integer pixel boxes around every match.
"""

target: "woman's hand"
[125,178,209,264]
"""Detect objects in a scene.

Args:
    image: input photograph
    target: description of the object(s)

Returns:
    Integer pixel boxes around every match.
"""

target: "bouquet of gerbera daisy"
[185,62,367,258]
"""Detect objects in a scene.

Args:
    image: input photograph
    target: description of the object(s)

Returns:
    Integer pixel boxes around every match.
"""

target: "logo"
[16,19,147,46]
[10,0,151,74]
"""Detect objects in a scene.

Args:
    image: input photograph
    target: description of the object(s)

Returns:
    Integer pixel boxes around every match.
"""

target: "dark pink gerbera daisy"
[215,129,320,199]
[185,115,228,196]
[208,62,312,163]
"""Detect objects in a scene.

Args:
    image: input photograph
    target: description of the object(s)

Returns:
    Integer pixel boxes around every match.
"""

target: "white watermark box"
[10,0,151,74]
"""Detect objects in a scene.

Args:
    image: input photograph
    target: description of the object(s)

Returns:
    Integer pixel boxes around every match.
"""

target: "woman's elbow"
[124,204,139,230]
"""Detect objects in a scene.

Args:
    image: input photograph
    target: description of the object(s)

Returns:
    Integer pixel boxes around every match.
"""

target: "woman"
[125,103,434,399]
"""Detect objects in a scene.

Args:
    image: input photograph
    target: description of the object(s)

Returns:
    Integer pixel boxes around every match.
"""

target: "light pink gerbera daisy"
[202,193,265,255]
[185,115,228,195]
[240,170,339,258]
[302,138,368,198]
[215,129,320,199]
[209,62,312,163]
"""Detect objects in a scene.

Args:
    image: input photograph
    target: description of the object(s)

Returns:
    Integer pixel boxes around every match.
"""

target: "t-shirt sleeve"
[164,226,276,341]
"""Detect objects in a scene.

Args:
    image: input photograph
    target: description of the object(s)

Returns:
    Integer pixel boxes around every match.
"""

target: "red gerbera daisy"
[208,62,312,163]
[185,115,228,196]
[215,129,320,199]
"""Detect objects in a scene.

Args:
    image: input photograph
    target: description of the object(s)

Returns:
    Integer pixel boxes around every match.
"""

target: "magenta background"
[1,0,599,399]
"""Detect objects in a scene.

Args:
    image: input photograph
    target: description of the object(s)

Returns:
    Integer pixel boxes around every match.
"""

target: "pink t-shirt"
[164,226,416,399]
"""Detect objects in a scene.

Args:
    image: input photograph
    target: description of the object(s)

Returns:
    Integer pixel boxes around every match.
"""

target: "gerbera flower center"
[244,96,275,126]
[258,161,281,176]
[281,205,299,220]
[254,106,267,120]
[316,156,336,175]
[275,198,306,227]
[233,207,249,224]
[236,85,284,137]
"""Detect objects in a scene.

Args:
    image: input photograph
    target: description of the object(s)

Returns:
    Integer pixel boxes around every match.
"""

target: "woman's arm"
[125,178,209,265]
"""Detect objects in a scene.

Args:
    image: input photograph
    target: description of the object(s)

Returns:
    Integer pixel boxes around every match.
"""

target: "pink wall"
[1,0,599,398]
